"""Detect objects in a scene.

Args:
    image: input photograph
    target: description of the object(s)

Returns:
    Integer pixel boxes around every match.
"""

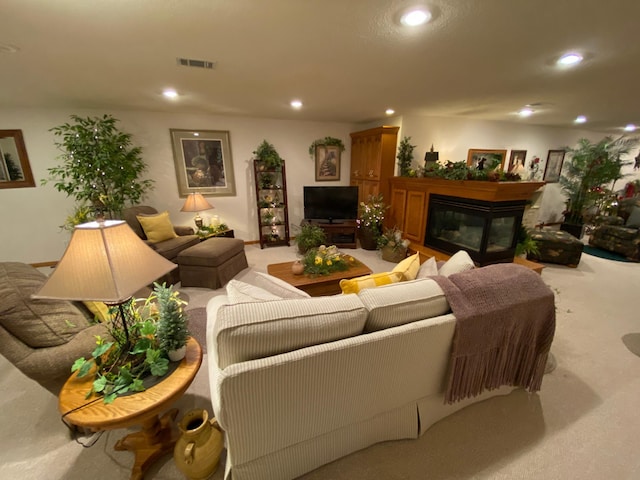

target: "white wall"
[3,107,639,264]
[0,107,354,263]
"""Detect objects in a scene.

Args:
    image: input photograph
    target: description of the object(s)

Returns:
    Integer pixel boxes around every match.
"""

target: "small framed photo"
[466,149,508,170]
[507,150,527,174]
[543,149,566,183]
[315,144,341,181]
[170,129,236,197]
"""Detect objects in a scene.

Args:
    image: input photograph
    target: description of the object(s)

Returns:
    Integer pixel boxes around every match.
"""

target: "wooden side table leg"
[114,408,179,480]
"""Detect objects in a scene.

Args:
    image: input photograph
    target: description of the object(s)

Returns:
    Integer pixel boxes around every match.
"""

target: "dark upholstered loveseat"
[0,262,109,395]
[122,206,200,284]
[589,198,640,261]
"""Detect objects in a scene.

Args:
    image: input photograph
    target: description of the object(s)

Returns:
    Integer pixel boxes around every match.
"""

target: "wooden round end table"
[58,337,203,480]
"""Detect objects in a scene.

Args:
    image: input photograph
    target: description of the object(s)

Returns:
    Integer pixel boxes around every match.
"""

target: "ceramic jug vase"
[174,409,224,480]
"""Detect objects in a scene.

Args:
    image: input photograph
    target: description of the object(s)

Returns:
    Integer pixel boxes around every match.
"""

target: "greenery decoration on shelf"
[253,140,283,169]
[308,136,345,157]
[422,160,522,182]
[301,245,354,276]
[44,114,154,225]
[396,136,416,177]
[560,136,638,225]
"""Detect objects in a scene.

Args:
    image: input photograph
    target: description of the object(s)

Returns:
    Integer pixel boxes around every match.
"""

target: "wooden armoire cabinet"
[349,126,399,205]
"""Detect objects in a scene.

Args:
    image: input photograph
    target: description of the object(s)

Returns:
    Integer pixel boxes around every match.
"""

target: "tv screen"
[304,186,359,223]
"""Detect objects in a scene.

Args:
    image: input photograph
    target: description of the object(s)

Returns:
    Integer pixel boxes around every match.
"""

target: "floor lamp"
[33,220,177,347]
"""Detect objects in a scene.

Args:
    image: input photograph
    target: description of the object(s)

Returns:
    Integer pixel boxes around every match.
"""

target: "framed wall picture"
[315,144,341,181]
[466,149,508,170]
[543,149,566,183]
[170,129,236,197]
[507,150,527,175]
[0,129,35,189]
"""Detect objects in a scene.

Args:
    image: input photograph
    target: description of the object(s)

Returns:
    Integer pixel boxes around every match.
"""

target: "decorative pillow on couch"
[136,211,178,243]
[253,272,310,299]
[391,253,420,281]
[625,206,640,228]
[339,271,403,294]
[416,256,438,278]
[438,250,475,277]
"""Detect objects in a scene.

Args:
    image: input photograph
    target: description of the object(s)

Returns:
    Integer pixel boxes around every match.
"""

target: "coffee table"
[58,337,203,480]
[267,257,372,296]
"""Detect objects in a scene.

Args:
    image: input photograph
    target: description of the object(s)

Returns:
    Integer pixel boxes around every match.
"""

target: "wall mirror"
[0,129,35,189]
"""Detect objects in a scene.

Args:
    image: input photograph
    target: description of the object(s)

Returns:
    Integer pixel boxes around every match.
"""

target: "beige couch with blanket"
[206,258,555,480]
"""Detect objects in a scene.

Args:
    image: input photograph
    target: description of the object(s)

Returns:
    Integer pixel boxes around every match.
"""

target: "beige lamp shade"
[33,220,177,303]
[181,193,214,213]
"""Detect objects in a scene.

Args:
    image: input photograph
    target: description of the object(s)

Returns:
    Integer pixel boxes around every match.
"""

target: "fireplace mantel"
[388,177,545,262]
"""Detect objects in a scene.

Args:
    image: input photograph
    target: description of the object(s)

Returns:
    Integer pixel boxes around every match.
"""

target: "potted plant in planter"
[377,226,410,262]
[515,225,540,258]
[44,114,154,224]
[559,136,637,238]
[294,223,327,254]
[357,194,388,250]
[253,140,283,170]
[153,283,190,362]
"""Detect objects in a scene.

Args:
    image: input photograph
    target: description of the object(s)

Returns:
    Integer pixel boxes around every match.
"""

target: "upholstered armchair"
[122,206,200,284]
[589,198,640,261]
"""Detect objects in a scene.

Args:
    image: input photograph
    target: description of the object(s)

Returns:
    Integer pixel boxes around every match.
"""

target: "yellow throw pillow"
[136,211,178,243]
[82,301,111,323]
[339,271,403,294]
[392,252,420,281]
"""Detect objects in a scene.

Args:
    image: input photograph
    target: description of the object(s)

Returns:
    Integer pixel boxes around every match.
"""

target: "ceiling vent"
[176,57,216,69]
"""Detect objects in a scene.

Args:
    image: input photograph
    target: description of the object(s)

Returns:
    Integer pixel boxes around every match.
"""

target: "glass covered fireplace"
[424,194,526,266]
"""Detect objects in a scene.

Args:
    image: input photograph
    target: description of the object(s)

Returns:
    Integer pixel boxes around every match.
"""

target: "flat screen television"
[303,186,359,224]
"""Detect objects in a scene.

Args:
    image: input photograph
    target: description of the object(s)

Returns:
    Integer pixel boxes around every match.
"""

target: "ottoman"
[528,229,583,267]
[177,238,248,289]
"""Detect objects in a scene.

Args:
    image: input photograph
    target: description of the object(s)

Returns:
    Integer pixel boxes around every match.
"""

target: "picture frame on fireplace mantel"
[466,149,508,171]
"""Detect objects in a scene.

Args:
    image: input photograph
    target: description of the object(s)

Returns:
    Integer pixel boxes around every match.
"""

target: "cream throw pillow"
[438,250,475,277]
[416,256,438,278]
[136,211,178,243]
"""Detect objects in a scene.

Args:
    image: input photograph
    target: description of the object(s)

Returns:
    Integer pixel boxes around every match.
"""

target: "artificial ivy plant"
[44,114,154,224]
[308,136,345,158]
[253,139,283,169]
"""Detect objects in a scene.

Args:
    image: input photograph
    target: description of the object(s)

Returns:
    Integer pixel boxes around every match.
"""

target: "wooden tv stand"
[304,220,357,249]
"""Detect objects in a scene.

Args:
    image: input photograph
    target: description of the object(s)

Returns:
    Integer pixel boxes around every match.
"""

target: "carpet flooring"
[186,308,207,354]
[2,244,640,480]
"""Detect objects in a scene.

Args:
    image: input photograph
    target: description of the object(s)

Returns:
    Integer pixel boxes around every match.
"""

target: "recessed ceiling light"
[400,8,432,26]
[518,108,534,117]
[193,133,200,137]
[557,52,583,66]
[162,89,178,99]
[624,124,637,132]
[575,115,587,123]
[290,100,303,109]
[385,108,395,115]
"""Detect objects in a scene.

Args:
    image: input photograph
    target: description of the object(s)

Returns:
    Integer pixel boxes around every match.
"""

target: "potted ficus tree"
[559,136,638,238]
[44,114,154,227]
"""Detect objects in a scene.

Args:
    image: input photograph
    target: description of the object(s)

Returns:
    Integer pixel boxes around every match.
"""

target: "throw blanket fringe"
[432,263,555,404]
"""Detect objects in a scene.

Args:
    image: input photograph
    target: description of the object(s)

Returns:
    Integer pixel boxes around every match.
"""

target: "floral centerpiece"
[196,222,229,239]
[377,227,410,263]
[301,245,355,276]
[357,194,388,250]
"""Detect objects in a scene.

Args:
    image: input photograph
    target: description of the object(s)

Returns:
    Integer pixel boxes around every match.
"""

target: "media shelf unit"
[303,219,357,249]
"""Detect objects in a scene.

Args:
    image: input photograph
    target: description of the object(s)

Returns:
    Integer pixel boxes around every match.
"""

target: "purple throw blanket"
[432,263,555,404]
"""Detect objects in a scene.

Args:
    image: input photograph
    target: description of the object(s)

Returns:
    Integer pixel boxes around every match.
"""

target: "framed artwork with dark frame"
[170,129,236,197]
[315,144,341,181]
[543,149,566,183]
[507,150,527,174]
[0,129,35,189]
[466,149,508,170]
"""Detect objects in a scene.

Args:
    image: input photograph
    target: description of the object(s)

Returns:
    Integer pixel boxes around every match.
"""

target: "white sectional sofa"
[206,262,554,480]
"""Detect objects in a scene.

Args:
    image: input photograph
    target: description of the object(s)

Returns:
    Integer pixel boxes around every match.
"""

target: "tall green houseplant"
[396,136,416,177]
[560,136,637,226]
[45,114,154,222]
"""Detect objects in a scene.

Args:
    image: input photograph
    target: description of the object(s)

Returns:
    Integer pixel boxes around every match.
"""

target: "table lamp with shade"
[32,220,177,348]
[181,192,214,228]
